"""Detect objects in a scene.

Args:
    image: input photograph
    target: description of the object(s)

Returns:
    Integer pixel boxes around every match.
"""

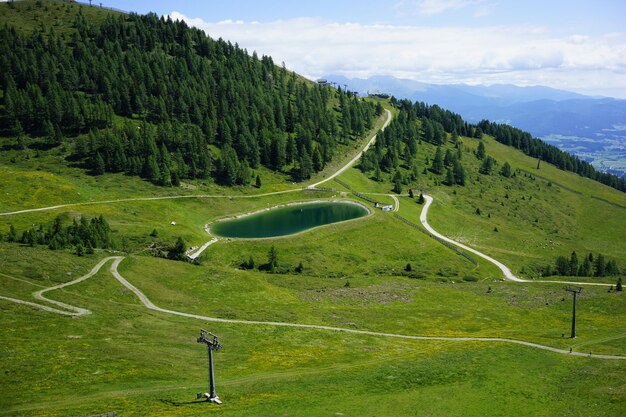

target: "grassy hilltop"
[0,1,625,416]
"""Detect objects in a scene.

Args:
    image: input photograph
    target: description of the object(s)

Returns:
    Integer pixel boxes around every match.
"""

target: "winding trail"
[419,194,613,287]
[308,110,392,189]
[187,238,219,260]
[1,256,624,360]
[0,110,393,218]
[0,108,621,358]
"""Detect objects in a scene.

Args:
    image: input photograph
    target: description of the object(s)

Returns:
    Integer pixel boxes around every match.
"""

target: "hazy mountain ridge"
[326,75,626,177]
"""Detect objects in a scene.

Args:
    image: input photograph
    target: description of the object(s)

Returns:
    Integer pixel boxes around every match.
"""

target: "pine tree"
[579,256,592,276]
[8,224,17,242]
[170,237,187,260]
[267,245,278,273]
[255,174,262,188]
[298,148,313,181]
[445,168,455,186]
[617,277,623,292]
[479,156,495,175]
[500,161,512,177]
[93,152,105,175]
[453,160,466,185]
[312,146,324,172]
[569,251,579,276]
[595,254,606,277]
[431,147,444,174]
[417,193,425,205]
[392,171,403,193]
[476,141,486,159]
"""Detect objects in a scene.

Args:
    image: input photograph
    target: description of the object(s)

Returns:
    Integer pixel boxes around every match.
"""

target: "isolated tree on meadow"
[500,161,512,177]
[417,193,425,205]
[476,141,486,159]
[479,156,495,175]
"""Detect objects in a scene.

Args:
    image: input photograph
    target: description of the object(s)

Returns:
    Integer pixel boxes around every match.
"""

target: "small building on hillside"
[374,202,393,212]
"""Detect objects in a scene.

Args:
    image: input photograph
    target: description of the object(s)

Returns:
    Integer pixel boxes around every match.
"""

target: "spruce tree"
[267,245,278,273]
[453,160,466,185]
[476,141,486,159]
[431,147,444,174]
[500,161,512,177]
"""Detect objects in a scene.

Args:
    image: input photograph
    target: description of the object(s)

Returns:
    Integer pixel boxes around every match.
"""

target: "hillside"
[0,0,378,187]
[0,2,625,417]
[330,74,626,178]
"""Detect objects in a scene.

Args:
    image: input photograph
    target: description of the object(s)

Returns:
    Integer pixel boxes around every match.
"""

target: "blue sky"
[98,1,626,97]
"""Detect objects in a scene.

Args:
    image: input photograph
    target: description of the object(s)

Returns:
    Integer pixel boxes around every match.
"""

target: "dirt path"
[0,110,392,218]
[308,110,392,189]
[1,256,623,360]
[419,194,613,287]
[187,238,219,260]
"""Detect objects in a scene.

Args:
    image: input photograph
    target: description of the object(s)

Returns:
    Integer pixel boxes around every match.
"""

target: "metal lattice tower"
[197,329,222,404]
[565,286,582,338]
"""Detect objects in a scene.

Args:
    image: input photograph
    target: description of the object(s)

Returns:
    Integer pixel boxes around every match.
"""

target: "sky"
[97,0,626,98]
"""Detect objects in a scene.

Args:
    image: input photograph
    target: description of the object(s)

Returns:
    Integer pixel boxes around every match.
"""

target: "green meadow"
[0,2,625,416]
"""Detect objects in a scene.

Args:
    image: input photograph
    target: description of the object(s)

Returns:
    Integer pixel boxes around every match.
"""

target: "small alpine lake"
[210,201,369,239]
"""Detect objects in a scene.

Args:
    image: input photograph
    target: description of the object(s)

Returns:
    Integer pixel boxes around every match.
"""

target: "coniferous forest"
[0,9,377,185]
[361,98,626,193]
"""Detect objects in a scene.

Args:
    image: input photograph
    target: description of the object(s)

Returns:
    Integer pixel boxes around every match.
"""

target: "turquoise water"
[210,202,368,238]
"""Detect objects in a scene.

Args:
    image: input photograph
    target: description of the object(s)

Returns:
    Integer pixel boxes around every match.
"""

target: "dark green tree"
[453,160,466,185]
[476,141,486,159]
[93,152,105,175]
[569,251,579,276]
[445,168,455,186]
[8,224,17,243]
[479,156,495,175]
[267,245,278,273]
[500,161,512,177]
[431,147,444,174]
[595,254,606,277]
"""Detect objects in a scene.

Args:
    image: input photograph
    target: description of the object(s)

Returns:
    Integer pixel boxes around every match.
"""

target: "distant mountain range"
[325,75,626,178]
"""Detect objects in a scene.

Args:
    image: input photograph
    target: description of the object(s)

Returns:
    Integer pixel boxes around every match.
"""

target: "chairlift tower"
[565,286,582,338]
[197,329,222,404]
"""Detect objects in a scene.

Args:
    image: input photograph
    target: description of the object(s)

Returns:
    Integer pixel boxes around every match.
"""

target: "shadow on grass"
[159,398,211,407]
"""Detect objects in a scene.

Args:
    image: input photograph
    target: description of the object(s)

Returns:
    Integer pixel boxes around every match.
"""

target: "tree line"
[2,214,112,253]
[544,251,622,278]
[0,9,377,185]
[477,120,626,192]
[359,99,469,190]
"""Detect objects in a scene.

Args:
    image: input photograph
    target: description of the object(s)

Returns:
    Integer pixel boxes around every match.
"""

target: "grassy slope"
[0,2,625,416]
[0,246,624,417]
[423,135,626,277]
[0,0,122,37]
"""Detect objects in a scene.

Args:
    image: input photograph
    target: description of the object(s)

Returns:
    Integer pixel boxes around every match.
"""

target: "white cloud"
[395,0,487,16]
[168,11,626,97]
